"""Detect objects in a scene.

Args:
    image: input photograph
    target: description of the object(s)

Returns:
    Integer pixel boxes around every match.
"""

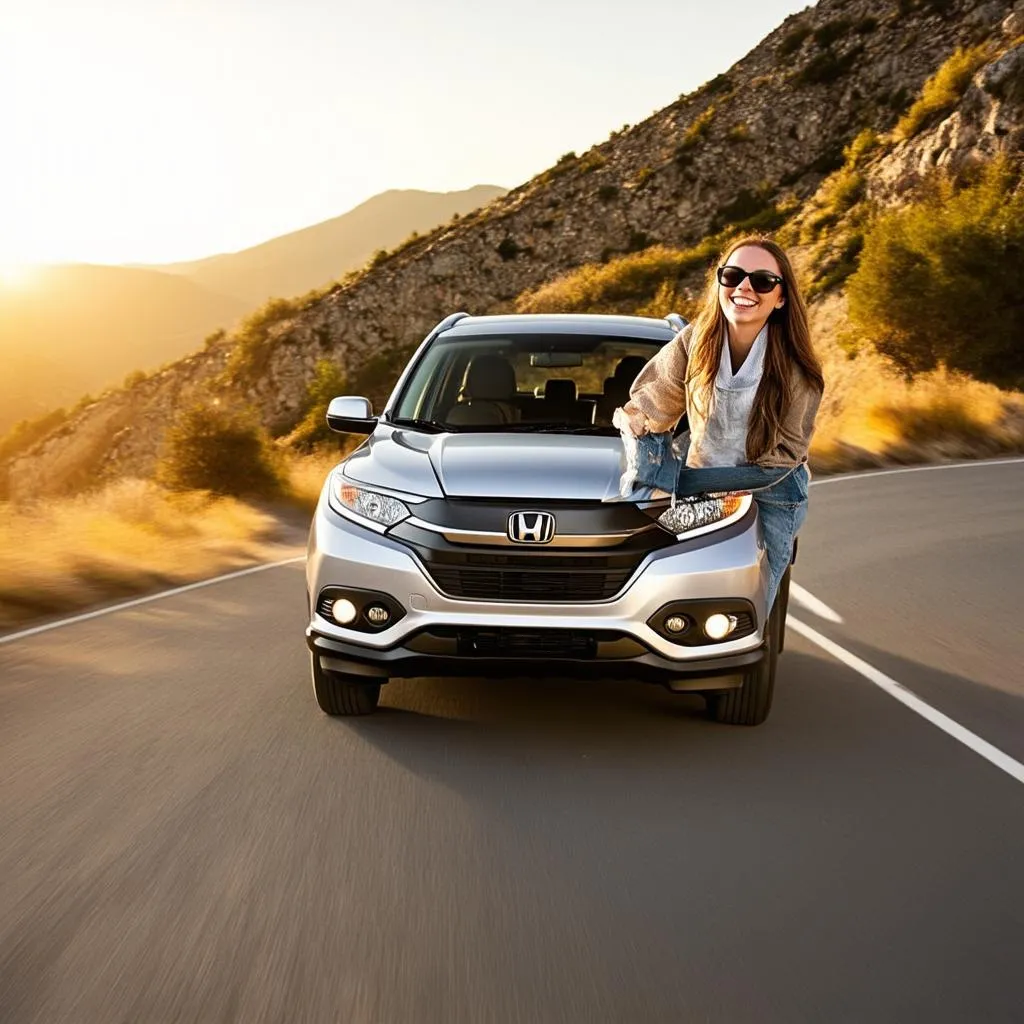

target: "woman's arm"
[621,327,691,435]
[763,368,823,466]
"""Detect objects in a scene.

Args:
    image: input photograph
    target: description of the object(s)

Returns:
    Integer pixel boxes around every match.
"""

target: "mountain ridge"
[4,0,1020,498]
[0,185,507,434]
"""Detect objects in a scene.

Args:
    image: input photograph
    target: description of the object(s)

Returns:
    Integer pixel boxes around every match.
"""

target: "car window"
[391,333,663,432]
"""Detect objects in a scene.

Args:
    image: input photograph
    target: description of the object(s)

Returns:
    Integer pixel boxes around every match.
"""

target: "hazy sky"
[2,0,812,267]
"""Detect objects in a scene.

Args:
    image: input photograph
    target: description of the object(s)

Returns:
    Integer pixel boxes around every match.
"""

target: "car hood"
[342,429,630,502]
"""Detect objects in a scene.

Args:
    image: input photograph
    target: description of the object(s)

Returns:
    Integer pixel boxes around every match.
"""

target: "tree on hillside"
[158,403,281,497]
[846,160,1024,390]
[289,359,349,449]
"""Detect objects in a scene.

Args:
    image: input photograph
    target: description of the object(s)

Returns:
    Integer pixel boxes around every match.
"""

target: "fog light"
[365,604,391,626]
[664,615,689,635]
[330,598,358,625]
[704,613,738,640]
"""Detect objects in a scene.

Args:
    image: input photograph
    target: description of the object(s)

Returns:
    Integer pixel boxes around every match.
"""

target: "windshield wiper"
[500,423,618,434]
[387,417,452,434]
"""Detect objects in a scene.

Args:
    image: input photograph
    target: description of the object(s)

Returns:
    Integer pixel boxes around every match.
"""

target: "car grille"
[391,506,675,604]
[411,626,640,659]
[427,562,631,602]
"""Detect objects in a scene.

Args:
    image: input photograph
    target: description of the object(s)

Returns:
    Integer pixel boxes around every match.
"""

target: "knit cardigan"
[623,323,823,469]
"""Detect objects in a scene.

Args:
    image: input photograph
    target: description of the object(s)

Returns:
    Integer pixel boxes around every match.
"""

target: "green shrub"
[855,15,878,33]
[516,235,728,315]
[894,45,989,140]
[289,359,348,450]
[778,25,812,56]
[225,296,301,382]
[597,184,619,202]
[702,73,732,96]
[807,231,864,298]
[813,18,852,47]
[846,160,1024,388]
[204,328,226,350]
[633,166,654,188]
[711,185,775,232]
[796,44,863,85]
[158,404,282,497]
[497,236,520,261]
[579,150,607,173]
[726,123,751,143]
[844,128,879,167]
[677,106,715,152]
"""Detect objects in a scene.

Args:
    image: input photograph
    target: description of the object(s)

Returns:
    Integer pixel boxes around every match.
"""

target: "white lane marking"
[788,614,1024,787]
[788,583,843,623]
[810,456,1024,487]
[0,555,306,646]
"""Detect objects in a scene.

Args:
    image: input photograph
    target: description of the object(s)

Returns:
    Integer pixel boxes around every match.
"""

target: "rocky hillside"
[5,0,1021,499]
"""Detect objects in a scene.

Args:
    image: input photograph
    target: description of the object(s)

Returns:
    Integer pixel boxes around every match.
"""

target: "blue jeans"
[629,431,808,613]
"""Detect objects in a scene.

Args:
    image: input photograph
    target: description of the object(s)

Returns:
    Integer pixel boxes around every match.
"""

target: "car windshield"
[389,333,663,433]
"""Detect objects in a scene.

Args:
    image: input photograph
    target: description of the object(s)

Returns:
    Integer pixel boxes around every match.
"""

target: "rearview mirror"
[326,396,377,434]
[530,352,583,368]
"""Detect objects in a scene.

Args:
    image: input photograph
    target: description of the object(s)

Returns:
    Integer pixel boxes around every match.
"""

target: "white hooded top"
[685,324,768,468]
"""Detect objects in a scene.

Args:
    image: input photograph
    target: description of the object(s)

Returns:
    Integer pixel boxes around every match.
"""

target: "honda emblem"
[508,511,556,544]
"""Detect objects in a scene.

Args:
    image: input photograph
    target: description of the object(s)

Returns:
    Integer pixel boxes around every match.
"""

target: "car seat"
[446,355,520,425]
[597,354,649,422]
[539,379,591,424]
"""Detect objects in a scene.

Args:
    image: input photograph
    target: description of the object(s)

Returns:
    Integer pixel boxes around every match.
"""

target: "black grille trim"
[406,626,646,660]
[391,509,675,604]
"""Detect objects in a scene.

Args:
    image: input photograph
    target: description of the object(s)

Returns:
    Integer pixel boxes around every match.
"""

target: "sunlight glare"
[0,263,38,289]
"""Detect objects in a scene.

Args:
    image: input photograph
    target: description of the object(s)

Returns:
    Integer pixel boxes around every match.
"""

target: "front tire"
[310,653,382,715]
[707,595,780,726]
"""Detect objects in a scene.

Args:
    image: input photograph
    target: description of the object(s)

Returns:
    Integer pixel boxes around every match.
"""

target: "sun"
[0,263,38,289]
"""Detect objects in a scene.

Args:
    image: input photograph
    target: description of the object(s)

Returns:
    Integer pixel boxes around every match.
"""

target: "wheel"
[310,652,382,715]
[707,595,780,726]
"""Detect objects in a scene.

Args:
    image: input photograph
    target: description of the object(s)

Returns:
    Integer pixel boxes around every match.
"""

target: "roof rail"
[433,311,471,335]
[665,312,689,333]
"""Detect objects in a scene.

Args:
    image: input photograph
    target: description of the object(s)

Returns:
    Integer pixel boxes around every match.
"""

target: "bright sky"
[1,0,812,267]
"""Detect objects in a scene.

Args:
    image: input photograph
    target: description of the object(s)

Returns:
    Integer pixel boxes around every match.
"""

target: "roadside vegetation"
[0,480,281,629]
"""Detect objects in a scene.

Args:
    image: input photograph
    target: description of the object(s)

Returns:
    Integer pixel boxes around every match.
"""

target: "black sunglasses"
[717,265,784,293]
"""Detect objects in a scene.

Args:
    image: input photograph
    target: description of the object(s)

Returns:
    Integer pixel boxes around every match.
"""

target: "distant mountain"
[156,185,508,306]
[0,185,507,434]
[0,264,247,432]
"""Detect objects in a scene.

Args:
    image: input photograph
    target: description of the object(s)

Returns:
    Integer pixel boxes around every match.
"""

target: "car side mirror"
[326,396,378,435]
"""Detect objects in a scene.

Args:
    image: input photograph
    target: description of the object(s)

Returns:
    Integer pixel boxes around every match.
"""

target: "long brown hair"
[686,236,824,462]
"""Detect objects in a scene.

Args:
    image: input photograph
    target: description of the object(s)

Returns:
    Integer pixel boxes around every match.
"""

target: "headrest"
[466,355,516,401]
[613,355,648,383]
[544,379,577,402]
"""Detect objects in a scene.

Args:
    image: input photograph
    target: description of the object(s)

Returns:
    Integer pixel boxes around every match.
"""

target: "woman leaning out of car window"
[614,235,826,612]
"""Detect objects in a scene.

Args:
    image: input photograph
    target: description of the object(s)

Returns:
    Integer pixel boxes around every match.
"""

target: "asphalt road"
[1,460,1022,1023]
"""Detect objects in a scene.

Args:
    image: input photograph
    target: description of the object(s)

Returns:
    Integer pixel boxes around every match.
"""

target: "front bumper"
[306,494,770,689]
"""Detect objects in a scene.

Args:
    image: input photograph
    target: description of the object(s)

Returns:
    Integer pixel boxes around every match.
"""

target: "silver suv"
[306,313,793,725]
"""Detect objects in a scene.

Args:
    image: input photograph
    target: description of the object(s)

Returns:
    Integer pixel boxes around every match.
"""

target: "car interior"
[442,352,650,428]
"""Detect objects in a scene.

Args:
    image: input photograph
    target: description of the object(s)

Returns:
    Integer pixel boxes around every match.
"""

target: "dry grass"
[894,45,989,141]
[280,446,351,512]
[805,291,1024,473]
[0,479,285,629]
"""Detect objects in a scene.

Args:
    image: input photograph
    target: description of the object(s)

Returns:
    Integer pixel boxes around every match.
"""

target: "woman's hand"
[616,402,651,437]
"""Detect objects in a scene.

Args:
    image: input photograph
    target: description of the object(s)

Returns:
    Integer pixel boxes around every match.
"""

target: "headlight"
[657,493,751,538]
[329,475,410,528]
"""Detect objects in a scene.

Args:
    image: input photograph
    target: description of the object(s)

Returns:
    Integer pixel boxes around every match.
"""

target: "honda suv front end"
[306,313,788,724]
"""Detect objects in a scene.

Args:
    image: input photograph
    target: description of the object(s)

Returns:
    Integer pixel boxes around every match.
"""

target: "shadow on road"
[330,634,1024,796]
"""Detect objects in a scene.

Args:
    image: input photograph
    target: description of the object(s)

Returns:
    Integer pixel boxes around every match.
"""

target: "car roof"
[438,313,677,342]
